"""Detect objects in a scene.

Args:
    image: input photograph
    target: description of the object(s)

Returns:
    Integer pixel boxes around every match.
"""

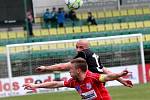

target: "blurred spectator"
[87,12,97,25]
[68,10,79,26]
[26,10,33,36]
[57,8,65,27]
[50,7,57,28]
[43,8,51,28]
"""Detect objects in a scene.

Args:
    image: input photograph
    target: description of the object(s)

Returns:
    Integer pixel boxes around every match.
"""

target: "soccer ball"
[65,0,83,10]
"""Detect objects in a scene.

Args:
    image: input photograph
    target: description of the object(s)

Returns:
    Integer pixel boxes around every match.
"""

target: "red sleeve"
[93,73,101,81]
[87,71,102,82]
[92,73,106,82]
[64,78,75,88]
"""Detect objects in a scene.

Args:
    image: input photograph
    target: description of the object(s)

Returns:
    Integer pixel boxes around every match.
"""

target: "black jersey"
[74,49,104,73]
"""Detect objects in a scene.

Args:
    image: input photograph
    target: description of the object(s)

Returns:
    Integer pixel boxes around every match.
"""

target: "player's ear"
[76,68,81,74]
[76,68,80,74]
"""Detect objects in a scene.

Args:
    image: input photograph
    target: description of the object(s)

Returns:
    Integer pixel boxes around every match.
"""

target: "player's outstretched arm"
[100,69,129,82]
[35,62,71,72]
[23,81,64,90]
[102,67,133,88]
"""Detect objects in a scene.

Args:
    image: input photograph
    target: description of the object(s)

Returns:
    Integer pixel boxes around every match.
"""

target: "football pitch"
[1,83,149,100]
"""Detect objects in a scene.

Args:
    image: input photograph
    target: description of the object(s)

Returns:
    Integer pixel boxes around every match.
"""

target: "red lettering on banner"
[35,80,42,84]
[3,83,10,91]
[44,76,51,82]
[138,64,144,84]
[0,81,19,92]
[0,81,2,92]
[13,82,19,91]
[24,77,34,83]
[24,76,52,84]
[145,64,150,82]
[149,70,150,79]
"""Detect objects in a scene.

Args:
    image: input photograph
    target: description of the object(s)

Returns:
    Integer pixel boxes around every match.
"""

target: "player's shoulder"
[68,78,75,82]
[64,78,77,87]
[74,50,86,59]
[83,49,93,53]
[74,49,93,59]
[82,49,94,56]
[86,70,99,79]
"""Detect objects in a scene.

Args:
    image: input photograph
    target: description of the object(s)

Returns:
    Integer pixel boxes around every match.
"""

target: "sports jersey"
[74,49,104,73]
[64,70,111,100]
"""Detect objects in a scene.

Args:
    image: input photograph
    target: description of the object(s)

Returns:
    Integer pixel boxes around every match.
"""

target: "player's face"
[69,64,78,79]
[76,44,85,52]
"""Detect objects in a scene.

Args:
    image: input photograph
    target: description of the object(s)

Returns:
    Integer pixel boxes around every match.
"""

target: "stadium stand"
[35,8,150,27]
[1,20,150,46]
[2,8,149,41]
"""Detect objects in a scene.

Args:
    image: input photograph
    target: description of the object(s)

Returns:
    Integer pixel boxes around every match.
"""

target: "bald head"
[76,39,90,52]
[77,39,89,48]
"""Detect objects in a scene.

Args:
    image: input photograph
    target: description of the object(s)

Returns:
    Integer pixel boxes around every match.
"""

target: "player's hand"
[23,83,36,90]
[35,66,46,72]
[121,69,128,76]
[122,80,133,88]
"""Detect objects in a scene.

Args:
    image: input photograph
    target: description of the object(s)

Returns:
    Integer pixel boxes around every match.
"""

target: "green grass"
[1,83,149,100]
[108,83,150,100]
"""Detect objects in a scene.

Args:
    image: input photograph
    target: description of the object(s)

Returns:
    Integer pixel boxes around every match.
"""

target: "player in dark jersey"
[24,58,129,100]
[36,39,133,88]
[74,48,104,73]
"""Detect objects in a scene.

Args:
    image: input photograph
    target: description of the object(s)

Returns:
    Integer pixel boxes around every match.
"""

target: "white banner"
[105,65,139,86]
[0,72,72,97]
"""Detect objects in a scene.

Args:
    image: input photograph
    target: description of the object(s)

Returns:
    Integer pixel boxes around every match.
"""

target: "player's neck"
[77,73,86,81]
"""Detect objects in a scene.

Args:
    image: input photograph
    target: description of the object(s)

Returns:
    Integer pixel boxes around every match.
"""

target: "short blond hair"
[70,58,87,72]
